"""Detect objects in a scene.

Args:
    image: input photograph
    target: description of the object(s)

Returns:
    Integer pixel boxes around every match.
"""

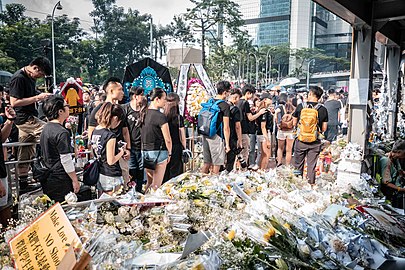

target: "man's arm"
[122,127,131,160]
[122,127,131,149]
[87,126,95,150]
[235,121,242,148]
[10,93,51,107]
[293,117,298,128]
[223,116,231,153]
[247,109,266,121]
[1,120,13,143]
[322,122,328,133]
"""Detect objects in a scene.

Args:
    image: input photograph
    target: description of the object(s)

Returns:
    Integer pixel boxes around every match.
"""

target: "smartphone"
[117,140,127,149]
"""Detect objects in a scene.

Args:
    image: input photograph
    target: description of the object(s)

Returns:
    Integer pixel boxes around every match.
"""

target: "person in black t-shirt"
[201,81,231,175]
[91,103,126,194]
[141,88,172,191]
[292,86,328,186]
[163,93,186,182]
[236,84,267,164]
[87,77,131,185]
[225,88,242,172]
[40,96,80,202]
[256,93,273,170]
[0,105,16,228]
[9,57,52,186]
[123,86,147,192]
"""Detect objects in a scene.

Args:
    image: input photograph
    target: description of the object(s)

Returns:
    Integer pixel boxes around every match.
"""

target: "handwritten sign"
[9,203,81,270]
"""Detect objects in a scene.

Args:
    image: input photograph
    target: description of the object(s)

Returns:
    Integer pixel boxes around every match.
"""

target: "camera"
[234,147,247,169]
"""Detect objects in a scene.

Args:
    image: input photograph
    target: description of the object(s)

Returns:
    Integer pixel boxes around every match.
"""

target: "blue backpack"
[197,98,224,138]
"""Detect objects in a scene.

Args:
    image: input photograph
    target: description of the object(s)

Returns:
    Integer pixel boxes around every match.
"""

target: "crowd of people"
[200,80,348,187]
[0,55,354,228]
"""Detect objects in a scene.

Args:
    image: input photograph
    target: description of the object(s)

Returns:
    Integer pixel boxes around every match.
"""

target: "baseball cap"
[260,92,271,100]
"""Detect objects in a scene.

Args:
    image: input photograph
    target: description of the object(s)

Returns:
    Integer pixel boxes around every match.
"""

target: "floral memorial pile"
[1,142,405,269]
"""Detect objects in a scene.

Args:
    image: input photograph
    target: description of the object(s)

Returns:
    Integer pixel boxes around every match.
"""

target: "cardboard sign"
[9,203,81,270]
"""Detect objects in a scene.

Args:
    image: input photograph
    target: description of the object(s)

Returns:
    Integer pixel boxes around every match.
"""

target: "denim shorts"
[129,148,143,170]
[98,174,123,191]
[142,150,169,164]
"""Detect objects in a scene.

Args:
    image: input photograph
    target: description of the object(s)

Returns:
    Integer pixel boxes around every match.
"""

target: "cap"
[392,140,405,152]
[82,86,90,94]
[260,92,271,100]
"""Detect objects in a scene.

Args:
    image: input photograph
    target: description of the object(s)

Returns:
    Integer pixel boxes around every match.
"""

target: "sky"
[2,0,192,32]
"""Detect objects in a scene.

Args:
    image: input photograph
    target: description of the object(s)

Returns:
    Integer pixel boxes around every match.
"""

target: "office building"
[234,0,352,74]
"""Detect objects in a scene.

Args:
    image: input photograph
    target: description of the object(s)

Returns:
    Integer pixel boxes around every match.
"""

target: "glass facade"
[258,21,290,46]
[257,0,291,46]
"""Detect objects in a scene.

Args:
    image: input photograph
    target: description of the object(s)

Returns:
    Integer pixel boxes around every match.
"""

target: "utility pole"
[149,16,153,58]
[306,59,315,90]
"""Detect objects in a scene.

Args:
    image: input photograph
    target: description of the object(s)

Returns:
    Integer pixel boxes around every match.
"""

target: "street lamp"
[306,59,315,90]
[265,49,272,85]
[51,1,62,90]
[149,16,153,58]
[249,53,259,87]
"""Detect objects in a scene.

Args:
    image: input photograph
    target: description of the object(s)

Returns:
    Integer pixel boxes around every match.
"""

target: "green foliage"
[0,50,17,71]
[186,0,245,66]
[169,15,195,44]
[0,1,185,84]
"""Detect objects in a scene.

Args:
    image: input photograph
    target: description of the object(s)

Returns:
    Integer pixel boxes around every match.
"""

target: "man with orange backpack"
[292,86,328,186]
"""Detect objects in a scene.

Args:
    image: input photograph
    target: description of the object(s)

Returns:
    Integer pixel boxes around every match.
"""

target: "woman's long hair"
[96,102,124,128]
[164,92,180,122]
[138,96,148,126]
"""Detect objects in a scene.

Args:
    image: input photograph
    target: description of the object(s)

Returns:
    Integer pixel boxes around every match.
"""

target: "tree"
[0,50,16,71]
[169,15,195,44]
[185,0,245,66]
[291,47,350,78]
[0,3,26,26]
[90,0,150,77]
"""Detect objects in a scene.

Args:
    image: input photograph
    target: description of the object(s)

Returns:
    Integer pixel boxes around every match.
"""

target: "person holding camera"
[0,106,16,228]
[9,57,53,189]
[225,88,243,172]
[90,102,126,195]
[381,140,405,209]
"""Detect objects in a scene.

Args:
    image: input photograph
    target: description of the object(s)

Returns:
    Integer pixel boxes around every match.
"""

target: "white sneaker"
[251,164,259,171]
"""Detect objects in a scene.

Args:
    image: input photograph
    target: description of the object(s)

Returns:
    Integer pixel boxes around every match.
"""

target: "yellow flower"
[283,223,291,230]
[203,179,212,186]
[192,263,204,270]
[264,227,276,242]
[227,229,236,241]
[202,190,215,196]
[256,186,263,192]
[193,199,205,207]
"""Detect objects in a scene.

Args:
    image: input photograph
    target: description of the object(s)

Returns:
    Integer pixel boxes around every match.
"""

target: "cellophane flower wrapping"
[1,140,405,269]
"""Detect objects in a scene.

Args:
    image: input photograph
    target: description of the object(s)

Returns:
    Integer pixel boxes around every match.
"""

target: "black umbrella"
[122,57,173,98]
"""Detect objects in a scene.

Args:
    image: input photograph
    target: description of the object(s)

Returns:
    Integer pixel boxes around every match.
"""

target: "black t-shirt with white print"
[122,103,142,151]
[88,102,128,141]
[91,128,122,177]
